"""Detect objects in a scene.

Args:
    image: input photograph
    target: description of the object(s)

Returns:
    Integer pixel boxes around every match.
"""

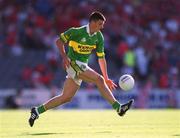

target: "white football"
[119,74,135,91]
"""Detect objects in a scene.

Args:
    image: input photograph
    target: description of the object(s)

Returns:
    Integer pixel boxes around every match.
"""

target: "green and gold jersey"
[59,25,105,63]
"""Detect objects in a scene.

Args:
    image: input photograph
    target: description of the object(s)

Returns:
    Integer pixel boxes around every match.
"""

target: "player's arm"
[56,39,70,69]
[96,32,117,91]
[56,27,75,69]
[98,58,117,91]
[98,57,108,80]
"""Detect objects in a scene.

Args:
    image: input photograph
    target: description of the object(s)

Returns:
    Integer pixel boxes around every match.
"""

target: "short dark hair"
[89,11,106,22]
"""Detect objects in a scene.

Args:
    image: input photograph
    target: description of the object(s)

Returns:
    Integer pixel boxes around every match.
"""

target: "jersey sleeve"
[96,32,105,58]
[59,27,76,43]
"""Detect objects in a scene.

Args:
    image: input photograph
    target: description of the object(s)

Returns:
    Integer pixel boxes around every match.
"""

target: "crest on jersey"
[81,38,86,42]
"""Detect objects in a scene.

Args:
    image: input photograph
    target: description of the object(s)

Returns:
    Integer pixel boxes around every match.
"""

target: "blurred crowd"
[0,0,179,89]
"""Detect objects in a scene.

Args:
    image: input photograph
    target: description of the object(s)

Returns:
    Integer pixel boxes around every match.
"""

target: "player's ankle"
[112,101,120,111]
[37,105,46,114]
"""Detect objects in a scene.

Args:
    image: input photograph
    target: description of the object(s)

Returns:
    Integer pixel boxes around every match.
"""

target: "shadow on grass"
[19,131,111,136]
[20,132,70,136]
[173,134,180,137]
[28,132,62,136]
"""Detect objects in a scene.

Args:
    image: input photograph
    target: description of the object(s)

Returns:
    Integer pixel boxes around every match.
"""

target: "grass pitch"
[0,109,179,138]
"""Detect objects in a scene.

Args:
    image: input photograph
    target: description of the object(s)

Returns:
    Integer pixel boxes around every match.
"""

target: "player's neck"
[89,24,96,35]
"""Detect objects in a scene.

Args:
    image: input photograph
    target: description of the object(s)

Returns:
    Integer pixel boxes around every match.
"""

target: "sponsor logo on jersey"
[78,45,95,53]
[69,40,96,54]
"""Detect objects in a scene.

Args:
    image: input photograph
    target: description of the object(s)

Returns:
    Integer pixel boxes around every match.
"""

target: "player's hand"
[62,56,70,69]
[105,79,117,92]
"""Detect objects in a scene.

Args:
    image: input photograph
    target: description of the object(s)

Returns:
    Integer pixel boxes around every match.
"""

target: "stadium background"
[0,0,179,109]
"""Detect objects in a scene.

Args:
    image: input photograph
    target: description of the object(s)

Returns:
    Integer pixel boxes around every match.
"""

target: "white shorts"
[66,60,90,86]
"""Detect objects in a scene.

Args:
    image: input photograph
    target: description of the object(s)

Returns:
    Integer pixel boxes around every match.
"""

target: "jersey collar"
[86,24,97,36]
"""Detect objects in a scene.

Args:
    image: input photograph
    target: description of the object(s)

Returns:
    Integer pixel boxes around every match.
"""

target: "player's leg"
[78,68,116,104]
[29,78,79,127]
[43,78,79,110]
[78,68,133,116]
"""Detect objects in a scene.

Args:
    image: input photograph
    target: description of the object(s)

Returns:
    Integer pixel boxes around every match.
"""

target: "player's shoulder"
[71,25,86,31]
[96,31,104,39]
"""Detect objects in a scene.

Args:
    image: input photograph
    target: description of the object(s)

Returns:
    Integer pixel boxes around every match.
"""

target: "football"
[119,74,135,91]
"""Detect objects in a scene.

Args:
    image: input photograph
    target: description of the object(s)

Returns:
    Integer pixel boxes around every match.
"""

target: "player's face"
[94,20,105,32]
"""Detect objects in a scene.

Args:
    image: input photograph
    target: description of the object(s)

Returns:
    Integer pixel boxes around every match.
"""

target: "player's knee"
[96,75,105,85]
[61,95,73,103]
[65,97,73,103]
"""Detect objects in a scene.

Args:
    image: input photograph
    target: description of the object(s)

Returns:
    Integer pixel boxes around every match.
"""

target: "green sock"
[112,101,120,111]
[37,105,46,114]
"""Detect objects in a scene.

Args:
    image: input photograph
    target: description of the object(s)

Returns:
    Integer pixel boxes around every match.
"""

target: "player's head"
[89,11,106,32]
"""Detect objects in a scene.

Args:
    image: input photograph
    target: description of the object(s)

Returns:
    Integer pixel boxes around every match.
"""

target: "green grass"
[0,109,180,138]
